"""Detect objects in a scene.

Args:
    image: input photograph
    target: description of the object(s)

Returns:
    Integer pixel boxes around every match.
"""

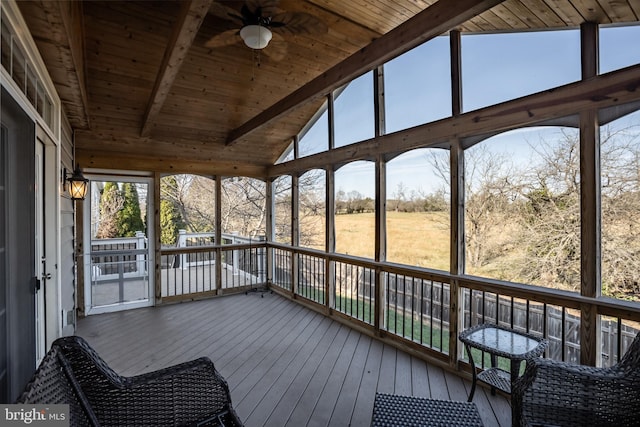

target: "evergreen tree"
[160,199,182,245]
[160,176,186,245]
[117,183,145,237]
[95,182,123,238]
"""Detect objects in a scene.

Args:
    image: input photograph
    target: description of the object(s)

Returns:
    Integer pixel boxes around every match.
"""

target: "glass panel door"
[84,177,153,314]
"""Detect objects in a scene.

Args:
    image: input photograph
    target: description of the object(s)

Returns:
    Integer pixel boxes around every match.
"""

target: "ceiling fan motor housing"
[240,24,273,49]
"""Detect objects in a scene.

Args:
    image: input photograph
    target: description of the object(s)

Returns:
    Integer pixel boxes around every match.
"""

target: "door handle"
[42,272,52,280]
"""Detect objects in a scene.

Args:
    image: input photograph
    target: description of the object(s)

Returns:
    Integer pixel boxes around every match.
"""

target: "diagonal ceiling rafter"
[140,0,213,137]
[225,0,506,146]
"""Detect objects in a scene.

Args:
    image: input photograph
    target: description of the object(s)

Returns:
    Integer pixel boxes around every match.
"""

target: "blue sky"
[299,24,640,198]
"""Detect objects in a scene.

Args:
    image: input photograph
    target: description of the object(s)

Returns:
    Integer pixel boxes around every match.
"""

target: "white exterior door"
[34,138,46,361]
[83,176,154,315]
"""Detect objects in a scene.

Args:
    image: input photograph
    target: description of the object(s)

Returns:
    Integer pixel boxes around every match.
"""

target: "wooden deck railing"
[159,243,266,302]
[158,240,640,369]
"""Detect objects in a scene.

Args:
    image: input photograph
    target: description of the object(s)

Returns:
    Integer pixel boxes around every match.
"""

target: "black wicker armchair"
[512,332,640,427]
[17,336,243,427]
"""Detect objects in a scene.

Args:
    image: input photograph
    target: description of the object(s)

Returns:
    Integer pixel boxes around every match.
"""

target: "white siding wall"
[60,117,76,335]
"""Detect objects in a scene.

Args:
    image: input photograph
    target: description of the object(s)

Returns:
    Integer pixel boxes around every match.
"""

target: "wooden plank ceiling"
[17,0,640,177]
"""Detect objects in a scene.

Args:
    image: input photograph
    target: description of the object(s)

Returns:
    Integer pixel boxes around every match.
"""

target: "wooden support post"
[375,155,387,334]
[76,196,85,317]
[449,30,465,366]
[154,172,162,303]
[215,176,223,293]
[327,93,335,151]
[326,167,336,311]
[450,138,465,365]
[374,68,387,334]
[450,30,462,117]
[374,66,386,138]
[266,178,275,288]
[291,174,299,295]
[580,108,601,366]
[325,93,336,311]
[579,22,601,367]
[581,22,599,80]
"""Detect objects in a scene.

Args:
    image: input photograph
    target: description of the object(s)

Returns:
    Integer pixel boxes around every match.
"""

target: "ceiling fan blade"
[240,4,255,21]
[263,36,287,62]
[205,29,241,48]
[209,1,244,21]
[228,13,244,22]
[246,0,280,17]
[272,12,327,36]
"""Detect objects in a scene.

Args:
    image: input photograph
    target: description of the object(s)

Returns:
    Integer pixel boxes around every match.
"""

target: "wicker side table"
[371,393,484,427]
[459,323,548,402]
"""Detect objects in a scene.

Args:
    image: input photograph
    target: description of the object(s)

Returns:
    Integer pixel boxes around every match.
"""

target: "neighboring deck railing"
[159,232,266,302]
[155,235,640,369]
[90,232,148,281]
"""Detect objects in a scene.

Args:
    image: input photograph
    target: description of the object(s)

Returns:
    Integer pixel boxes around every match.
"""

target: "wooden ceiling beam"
[225,0,505,146]
[140,0,213,137]
[76,149,268,178]
[268,63,640,177]
[26,1,90,129]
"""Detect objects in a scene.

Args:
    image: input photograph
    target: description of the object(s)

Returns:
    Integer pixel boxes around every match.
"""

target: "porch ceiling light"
[65,165,89,201]
[240,24,272,50]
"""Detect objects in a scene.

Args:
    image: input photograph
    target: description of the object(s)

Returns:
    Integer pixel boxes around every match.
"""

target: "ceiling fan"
[206,0,327,59]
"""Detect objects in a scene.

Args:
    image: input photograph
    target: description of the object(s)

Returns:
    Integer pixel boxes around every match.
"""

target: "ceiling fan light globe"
[240,25,272,49]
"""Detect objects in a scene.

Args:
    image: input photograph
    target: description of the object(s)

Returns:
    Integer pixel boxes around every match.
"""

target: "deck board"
[394,350,412,395]
[350,339,384,427]
[77,292,511,426]
[307,328,361,427]
[240,314,327,425]
[286,325,351,427]
[268,320,341,426]
[411,355,430,397]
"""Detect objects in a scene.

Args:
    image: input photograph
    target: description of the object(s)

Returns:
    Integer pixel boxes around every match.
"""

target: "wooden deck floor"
[77,292,511,427]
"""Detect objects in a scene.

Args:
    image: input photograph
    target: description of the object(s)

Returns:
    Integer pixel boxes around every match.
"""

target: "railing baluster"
[617,317,622,364]
[562,307,567,362]
[440,282,445,353]
[419,279,424,346]
[496,292,500,327]
[510,296,515,329]
[356,266,359,318]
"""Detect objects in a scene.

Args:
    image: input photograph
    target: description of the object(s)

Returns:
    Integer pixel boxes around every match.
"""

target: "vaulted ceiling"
[17,0,640,176]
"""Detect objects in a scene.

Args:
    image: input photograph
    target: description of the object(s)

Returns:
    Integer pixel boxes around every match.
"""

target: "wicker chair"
[512,332,640,427]
[17,336,243,426]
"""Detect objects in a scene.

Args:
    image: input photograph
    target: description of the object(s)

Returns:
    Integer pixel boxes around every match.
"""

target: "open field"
[333,211,450,271]
[300,211,450,270]
[301,211,537,279]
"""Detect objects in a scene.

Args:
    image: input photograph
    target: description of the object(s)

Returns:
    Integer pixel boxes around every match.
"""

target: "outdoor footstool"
[371,393,484,426]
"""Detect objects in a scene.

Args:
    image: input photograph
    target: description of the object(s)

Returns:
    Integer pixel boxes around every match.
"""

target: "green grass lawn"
[294,283,520,373]
[297,286,450,353]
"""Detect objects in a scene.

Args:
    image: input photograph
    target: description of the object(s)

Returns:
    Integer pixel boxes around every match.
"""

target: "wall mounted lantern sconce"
[63,165,89,200]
